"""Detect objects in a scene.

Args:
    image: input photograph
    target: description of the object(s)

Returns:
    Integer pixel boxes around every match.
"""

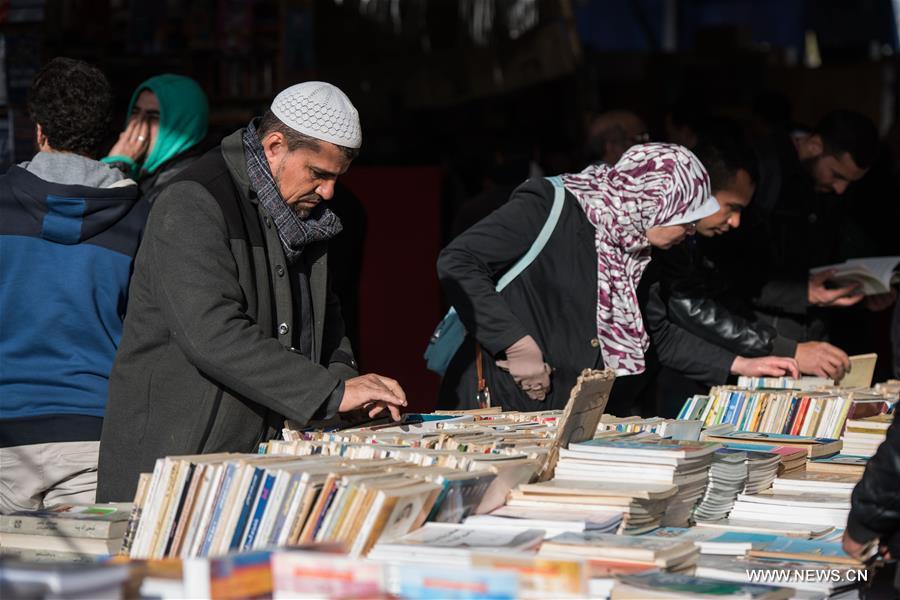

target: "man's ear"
[36,124,49,151]
[261,131,286,166]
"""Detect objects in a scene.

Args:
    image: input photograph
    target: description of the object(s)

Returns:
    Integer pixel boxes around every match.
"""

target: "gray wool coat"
[97,129,357,502]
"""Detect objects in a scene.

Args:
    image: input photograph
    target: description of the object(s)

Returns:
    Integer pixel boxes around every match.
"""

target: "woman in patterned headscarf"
[437,143,719,412]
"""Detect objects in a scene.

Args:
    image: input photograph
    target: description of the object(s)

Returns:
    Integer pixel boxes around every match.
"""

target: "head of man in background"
[585,109,649,166]
[692,120,759,238]
[794,109,879,195]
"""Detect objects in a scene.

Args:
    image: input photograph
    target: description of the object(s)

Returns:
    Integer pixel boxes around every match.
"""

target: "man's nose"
[833,180,848,195]
[728,213,741,229]
[317,181,336,200]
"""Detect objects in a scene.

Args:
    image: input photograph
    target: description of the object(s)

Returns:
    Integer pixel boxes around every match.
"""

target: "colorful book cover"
[204,550,273,599]
[272,552,383,598]
[396,565,518,600]
[705,532,778,545]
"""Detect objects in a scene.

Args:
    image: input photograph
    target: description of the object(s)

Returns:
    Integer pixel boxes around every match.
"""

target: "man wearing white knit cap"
[98,82,406,502]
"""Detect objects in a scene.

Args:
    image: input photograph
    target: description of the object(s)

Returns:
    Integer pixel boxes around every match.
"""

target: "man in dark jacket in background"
[707,111,885,351]
[98,82,406,502]
[646,124,802,413]
[843,410,899,593]
[0,58,146,512]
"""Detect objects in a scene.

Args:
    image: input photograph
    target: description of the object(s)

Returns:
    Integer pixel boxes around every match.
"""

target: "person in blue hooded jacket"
[103,74,209,204]
[0,57,149,512]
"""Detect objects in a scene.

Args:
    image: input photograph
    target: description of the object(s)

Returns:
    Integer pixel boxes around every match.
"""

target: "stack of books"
[554,439,719,527]
[729,490,852,528]
[367,522,544,566]
[692,449,748,522]
[0,504,131,562]
[806,454,869,477]
[463,505,623,538]
[612,571,793,599]
[771,471,860,494]
[693,519,836,540]
[539,531,699,572]
[841,413,893,457]
[695,555,863,598]
[699,431,841,459]
[507,480,676,534]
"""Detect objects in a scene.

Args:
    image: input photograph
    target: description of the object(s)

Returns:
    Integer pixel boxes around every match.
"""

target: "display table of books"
[1,370,897,599]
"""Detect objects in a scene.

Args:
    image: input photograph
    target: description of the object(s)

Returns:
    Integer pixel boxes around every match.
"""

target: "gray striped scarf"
[242,122,343,264]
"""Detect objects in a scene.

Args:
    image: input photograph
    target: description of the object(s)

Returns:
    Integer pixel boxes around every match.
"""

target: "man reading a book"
[97,82,406,503]
[695,110,883,376]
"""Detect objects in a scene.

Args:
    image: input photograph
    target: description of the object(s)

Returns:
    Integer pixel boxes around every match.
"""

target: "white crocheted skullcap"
[271,81,362,149]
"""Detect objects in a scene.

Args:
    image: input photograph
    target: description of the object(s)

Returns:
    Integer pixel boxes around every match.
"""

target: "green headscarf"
[123,74,209,175]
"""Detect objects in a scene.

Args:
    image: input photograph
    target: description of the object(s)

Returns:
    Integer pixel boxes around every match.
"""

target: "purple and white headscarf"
[561,143,712,376]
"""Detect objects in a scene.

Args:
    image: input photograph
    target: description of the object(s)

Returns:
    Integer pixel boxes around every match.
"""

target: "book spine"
[242,472,277,549]
[229,468,264,551]
[200,464,237,557]
[832,397,853,439]
[268,474,302,547]
[790,397,810,437]
[781,397,800,435]
[163,463,197,557]
[132,458,168,559]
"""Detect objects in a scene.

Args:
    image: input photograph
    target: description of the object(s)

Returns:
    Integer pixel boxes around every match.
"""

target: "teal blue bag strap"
[495,176,566,292]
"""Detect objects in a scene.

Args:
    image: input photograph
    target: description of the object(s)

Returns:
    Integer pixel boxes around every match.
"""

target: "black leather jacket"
[847,411,900,566]
[655,240,797,359]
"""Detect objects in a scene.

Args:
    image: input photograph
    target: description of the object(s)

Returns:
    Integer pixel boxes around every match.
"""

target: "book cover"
[1,504,131,540]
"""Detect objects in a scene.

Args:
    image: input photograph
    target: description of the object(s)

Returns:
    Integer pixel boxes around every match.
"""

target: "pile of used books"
[554,438,719,527]
[0,503,131,562]
[680,372,894,441]
[125,453,544,560]
[841,413,893,457]
[729,489,852,529]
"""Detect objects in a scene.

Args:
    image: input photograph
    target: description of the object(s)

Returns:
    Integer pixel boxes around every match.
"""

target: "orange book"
[789,397,810,436]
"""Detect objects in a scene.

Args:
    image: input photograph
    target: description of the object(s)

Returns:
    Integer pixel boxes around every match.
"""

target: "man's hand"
[339,373,407,421]
[108,117,151,163]
[842,530,890,561]
[864,290,897,312]
[809,270,864,307]
[795,341,850,380]
[731,356,800,378]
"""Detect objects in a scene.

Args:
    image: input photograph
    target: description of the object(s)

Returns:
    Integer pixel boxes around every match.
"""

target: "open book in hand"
[811,256,900,296]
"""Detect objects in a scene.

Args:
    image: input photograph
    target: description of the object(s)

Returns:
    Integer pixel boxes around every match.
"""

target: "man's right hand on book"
[808,269,864,307]
[730,356,799,378]
[340,374,407,421]
[794,341,850,380]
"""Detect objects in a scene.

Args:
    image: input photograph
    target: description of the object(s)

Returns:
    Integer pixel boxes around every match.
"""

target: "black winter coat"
[437,178,604,411]
[847,410,900,562]
[98,130,356,502]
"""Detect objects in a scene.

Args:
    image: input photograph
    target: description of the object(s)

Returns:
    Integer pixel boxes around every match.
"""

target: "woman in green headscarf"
[104,74,209,203]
